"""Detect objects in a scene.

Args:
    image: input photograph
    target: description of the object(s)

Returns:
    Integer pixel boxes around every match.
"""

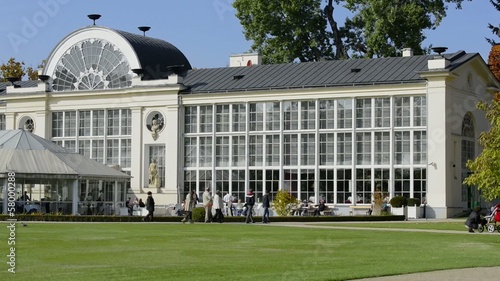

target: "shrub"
[390,196,408,208]
[407,198,421,206]
[192,207,205,222]
[273,190,299,216]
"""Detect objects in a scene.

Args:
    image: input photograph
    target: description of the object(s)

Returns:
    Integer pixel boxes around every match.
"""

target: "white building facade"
[1,25,498,218]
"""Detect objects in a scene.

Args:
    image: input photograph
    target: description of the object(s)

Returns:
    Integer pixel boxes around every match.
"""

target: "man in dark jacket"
[262,190,270,223]
[465,206,483,233]
[143,191,155,222]
[245,189,255,224]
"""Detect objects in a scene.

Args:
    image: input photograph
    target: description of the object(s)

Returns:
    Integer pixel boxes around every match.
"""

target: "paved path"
[351,266,500,281]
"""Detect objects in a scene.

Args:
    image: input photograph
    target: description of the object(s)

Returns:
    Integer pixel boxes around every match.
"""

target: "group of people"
[126,197,146,216]
[187,188,271,224]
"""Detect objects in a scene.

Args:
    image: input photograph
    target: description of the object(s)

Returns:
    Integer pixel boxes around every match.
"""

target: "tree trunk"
[324,0,344,59]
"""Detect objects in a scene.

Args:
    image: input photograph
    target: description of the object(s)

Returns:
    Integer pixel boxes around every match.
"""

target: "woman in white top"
[212,190,224,223]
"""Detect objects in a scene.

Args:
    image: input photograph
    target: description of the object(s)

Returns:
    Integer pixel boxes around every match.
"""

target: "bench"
[349,205,372,216]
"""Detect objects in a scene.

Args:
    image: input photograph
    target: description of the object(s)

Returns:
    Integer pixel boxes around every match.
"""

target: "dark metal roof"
[181,51,478,94]
[114,29,192,80]
[0,80,39,96]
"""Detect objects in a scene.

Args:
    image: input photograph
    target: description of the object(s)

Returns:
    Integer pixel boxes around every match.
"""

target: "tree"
[273,190,299,216]
[233,0,334,64]
[487,0,500,45]
[0,57,38,82]
[233,0,471,62]
[463,98,500,201]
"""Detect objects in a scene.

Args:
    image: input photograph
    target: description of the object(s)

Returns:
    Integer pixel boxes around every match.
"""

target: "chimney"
[402,48,413,57]
[229,53,261,67]
[428,47,450,70]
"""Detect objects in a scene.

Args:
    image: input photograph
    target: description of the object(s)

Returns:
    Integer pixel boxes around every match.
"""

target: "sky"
[0,0,498,71]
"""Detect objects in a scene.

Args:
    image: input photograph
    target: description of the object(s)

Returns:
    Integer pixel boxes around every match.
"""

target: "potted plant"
[407,198,422,219]
[389,196,408,217]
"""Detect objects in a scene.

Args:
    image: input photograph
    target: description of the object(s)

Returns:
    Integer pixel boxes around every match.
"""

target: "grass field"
[1,221,500,281]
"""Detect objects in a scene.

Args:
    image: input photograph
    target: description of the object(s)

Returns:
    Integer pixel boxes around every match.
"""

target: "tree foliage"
[487,0,500,45]
[0,57,38,82]
[233,0,334,64]
[233,0,471,63]
[463,98,500,201]
[273,190,299,217]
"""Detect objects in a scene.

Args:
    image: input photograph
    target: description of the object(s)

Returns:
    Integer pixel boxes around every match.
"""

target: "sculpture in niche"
[149,159,160,188]
[24,119,34,133]
[151,119,160,141]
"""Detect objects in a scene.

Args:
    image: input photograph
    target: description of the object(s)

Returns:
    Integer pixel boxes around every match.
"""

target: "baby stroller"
[478,204,500,233]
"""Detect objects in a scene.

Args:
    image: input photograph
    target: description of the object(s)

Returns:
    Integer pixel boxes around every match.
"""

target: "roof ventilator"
[233,74,245,80]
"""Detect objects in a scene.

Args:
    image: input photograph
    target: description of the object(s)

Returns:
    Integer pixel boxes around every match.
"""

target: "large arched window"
[51,39,132,91]
[461,113,475,203]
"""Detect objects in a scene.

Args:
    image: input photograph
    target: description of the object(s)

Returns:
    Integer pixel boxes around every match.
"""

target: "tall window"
[374,98,391,127]
[0,114,5,130]
[199,137,212,167]
[249,103,264,131]
[461,113,475,202]
[185,106,198,134]
[215,136,229,167]
[337,99,352,129]
[52,112,64,137]
[301,134,315,165]
[337,133,352,165]
[265,102,280,131]
[319,133,335,165]
[184,137,197,167]
[394,97,411,127]
[394,131,411,164]
[356,132,371,165]
[413,96,427,126]
[319,169,334,203]
[284,134,298,166]
[216,104,230,132]
[301,100,316,130]
[337,169,352,203]
[232,136,246,167]
[300,169,315,201]
[414,168,426,201]
[394,168,410,198]
[283,101,299,130]
[413,131,427,164]
[356,98,372,128]
[64,111,77,137]
[232,103,246,132]
[200,105,213,133]
[249,135,263,166]
[374,132,390,165]
[319,100,335,129]
[265,135,280,166]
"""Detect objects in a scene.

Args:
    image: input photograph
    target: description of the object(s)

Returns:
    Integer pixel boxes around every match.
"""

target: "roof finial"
[138,26,151,36]
[87,14,101,25]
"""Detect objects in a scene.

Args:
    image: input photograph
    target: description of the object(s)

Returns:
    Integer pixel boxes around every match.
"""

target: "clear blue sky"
[0,0,498,71]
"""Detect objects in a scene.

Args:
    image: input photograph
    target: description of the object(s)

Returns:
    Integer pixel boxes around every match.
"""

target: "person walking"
[182,190,196,223]
[202,187,213,223]
[245,189,255,224]
[143,191,155,222]
[213,190,224,223]
[262,190,270,223]
[223,192,233,216]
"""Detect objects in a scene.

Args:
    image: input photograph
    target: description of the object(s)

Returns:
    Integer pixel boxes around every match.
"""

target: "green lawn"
[1,222,500,281]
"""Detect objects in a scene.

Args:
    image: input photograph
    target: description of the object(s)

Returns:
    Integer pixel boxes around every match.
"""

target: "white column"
[72,179,79,215]
[130,107,143,192]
